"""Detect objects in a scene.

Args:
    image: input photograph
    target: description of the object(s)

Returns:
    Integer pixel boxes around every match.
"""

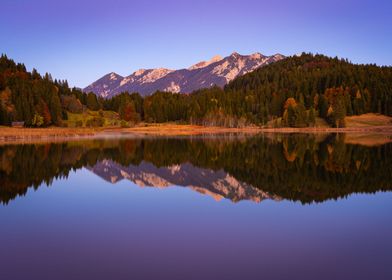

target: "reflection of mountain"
[88,160,279,203]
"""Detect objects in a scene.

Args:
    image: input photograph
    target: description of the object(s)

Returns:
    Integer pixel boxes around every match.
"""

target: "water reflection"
[1,133,391,204]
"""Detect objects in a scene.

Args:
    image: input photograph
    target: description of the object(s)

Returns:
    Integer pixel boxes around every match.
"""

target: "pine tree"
[308,107,316,126]
[333,95,346,128]
[49,93,62,125]
[318,95,329,118]
[287,105,296,127]
[86,93,100,111]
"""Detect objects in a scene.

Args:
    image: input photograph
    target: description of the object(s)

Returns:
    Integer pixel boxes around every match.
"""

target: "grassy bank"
[118,114,392,135]
[345,113,392,127]
[65,110,121,127]
[1,113,391,144]
[108,124,262,136]
[0,127,99,143]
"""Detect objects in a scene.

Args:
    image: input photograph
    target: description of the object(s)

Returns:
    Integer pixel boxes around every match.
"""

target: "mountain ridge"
[84,52,285,98]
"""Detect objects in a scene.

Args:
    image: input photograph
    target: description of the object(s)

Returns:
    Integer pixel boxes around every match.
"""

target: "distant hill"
[217,53,392,126]
[83,52,285,98]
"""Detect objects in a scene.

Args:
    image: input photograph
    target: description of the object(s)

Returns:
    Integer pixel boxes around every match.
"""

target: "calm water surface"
[1,133,391,280]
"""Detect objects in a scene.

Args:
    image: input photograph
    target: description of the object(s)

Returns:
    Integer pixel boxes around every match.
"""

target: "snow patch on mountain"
[109,72,119,80]
[134,69,147,76]
[164,81,181,93]
[189,55,223,70]
[138,68,173,83]
[120,76,133,86]
[212,60,230,75]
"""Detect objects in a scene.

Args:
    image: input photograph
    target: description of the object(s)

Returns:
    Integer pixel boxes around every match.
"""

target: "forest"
[1,53,392,128]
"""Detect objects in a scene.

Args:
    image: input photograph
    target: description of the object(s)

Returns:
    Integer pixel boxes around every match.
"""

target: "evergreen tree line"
[1,53,392,127]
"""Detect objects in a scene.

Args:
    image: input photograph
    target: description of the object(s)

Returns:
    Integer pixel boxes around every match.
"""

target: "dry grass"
[106,123,262,136]
[261,113,392,134]
[66,110,120,127]
[0,127,98,144]
[345,113,392,127]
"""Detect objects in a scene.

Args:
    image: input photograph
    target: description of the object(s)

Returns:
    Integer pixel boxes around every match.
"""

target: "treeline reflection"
[1,134,391,204]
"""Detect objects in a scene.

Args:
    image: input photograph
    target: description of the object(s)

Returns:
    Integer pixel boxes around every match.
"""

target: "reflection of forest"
[1,134,391,204]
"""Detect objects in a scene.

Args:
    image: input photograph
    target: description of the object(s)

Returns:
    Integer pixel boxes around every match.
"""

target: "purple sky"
[1,0,391,87]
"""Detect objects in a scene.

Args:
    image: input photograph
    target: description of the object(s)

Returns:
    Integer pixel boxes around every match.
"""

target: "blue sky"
[1,0,391,87]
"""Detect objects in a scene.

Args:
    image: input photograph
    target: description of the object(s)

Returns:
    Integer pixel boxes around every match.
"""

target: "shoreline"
[1,124,392,145]
[116,124,392,135]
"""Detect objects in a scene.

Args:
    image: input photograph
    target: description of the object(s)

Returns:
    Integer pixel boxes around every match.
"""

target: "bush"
[75,120,83,127]
[120,120,129,128]
[86,117,104,127]
[61,95,83,114]
[32,113,44,127]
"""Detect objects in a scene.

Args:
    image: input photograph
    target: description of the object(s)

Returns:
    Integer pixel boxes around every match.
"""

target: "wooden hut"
[11,121,25,128]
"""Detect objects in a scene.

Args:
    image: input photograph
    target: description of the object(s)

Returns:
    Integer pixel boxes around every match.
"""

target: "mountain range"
[88,160,281,203]
[84,52,285,98]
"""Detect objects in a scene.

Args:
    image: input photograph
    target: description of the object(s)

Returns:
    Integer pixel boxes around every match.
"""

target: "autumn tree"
[119,100,139,123]
[36,99,51,126]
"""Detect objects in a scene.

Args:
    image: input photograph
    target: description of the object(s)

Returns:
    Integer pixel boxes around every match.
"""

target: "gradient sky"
[1,0,391,87]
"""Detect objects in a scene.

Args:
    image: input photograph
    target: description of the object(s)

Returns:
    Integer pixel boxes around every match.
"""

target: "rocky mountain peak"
[188,55,223,70]
[134,69,147,76]
[84,52,285,98]
[230,51,241,57]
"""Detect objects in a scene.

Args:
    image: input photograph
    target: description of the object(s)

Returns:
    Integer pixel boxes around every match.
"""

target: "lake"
[1,133,392,280]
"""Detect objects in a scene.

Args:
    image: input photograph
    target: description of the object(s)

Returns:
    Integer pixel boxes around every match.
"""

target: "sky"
[1,0,391,88]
